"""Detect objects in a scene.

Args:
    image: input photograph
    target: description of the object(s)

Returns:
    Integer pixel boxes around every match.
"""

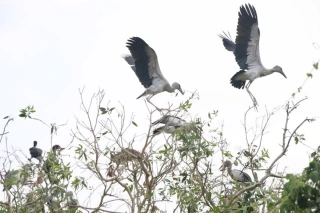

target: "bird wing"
[235,4,262,70]
[153,125,179,135]
[232,169,252,182]
[242,171,252,182]
[218,31,236,52]
[126,37,168,89]
[122,55,136,72]
[152,115,187,126]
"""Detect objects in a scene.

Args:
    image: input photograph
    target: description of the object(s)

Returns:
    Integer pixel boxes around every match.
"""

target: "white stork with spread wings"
[219,4,286,108]
[122,37,184,110]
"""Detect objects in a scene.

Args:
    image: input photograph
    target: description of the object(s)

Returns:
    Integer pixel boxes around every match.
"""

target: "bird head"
[172,82,184,95]
[52,145,65,154]
[219,160,232,171]
[33,141,38,147]
[273,65,286,78]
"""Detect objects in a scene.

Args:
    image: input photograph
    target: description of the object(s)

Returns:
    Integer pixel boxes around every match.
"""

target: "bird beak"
[57,147,65,154]
[279,71,287,79]
[219,165,225,171]
[178,88,184,95]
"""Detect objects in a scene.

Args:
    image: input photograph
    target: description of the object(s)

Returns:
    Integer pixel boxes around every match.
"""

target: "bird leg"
[245,82,258,109]
[146,95,161,111]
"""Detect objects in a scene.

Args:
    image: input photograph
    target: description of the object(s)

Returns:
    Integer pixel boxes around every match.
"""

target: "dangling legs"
[245,81,258,109]
[146,95,161,111]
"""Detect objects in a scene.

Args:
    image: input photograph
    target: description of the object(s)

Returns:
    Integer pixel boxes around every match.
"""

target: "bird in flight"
[123,37,184,110]
[219,4,287,108]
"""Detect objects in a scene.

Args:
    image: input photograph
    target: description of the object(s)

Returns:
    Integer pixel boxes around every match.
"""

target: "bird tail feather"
[230,70,246,89]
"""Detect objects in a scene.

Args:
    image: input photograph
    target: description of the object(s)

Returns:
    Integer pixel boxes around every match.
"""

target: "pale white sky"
[1,0,320,211]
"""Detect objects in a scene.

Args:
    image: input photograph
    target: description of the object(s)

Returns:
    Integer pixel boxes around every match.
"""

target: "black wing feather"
[235,4,258,70]
[126,37,153,88]
[218,31,235,52]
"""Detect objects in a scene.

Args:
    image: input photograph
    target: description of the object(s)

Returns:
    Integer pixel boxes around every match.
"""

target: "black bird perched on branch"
[28,141,43,162]
[219,4,287,108]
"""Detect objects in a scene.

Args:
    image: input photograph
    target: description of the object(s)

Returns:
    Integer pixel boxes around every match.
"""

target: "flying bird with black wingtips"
[122,37,184,110]
[219,4,287,108]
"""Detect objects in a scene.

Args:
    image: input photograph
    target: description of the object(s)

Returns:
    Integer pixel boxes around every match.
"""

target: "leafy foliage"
[278,146,320,212]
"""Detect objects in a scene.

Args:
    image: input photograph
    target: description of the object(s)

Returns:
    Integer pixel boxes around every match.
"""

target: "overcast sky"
[1,0,319,210]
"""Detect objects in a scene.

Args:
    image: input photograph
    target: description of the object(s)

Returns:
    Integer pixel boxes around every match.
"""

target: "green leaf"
[253,172,258,181]
[309,171,320,182]
[99,107,107,114]
[3,116,9,119]
[313,62,319,70]
[298,87,302,92]
[306,73,313,78]
[132,121,138,127]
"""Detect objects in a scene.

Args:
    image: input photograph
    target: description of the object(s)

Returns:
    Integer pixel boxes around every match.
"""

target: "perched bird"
[152,115,187,126]
[43,145,65,173]
[2,164,31,191]
[152,115,189,136]
[219,160,252,183]
[123,37,184,110]
[43,145,65,184]
[2,170,20,191]
[52,145,65,155]
[219,4,286,107]
[29,141,43,162]
[66,191,79,212]
[153,125,181,135]
[47,195,61,212]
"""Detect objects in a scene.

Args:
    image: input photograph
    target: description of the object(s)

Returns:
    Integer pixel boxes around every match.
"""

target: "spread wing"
[218,31,236,52]
[235,4,262,70]
[124,37,168,88]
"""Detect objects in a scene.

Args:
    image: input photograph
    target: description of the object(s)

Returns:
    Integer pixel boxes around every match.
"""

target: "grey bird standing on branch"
[220,160,252,183]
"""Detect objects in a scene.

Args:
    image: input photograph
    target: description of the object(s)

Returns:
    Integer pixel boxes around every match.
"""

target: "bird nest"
[110,148,144,165]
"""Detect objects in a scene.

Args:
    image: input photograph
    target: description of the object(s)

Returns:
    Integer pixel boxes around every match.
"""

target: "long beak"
[219,165,225,171]
[280,71,287,79]
[178,88,184,95]
[57,147,65,155]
